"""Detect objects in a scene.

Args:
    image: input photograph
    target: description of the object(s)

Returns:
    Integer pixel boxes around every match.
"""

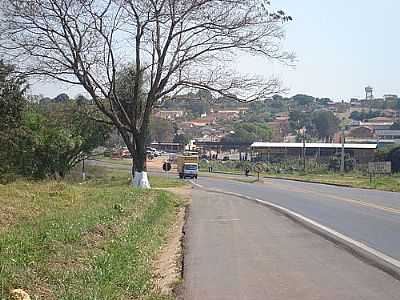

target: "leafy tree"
[350,110,382,121]
[328,154,355,172]
[0,61,27,131]
[243,111,272,123]
[288,111,311,133]
[272,94,284,102]
[248,101,267,114]
[197,89,213,102]
[376,145,400,173]
[396,99,400,110]
[390,122,400,130]
[316,98,331,106]
[53,93,70,102]
[191,99,210,116]
[0,60,27,177]
[289,110,339,141]
[3,99,111,179]
[148,117,174,143]
[311,110,339,141]
[222,122,272,144]
[173,133,190,145]
[292,94,315,106]
[246,101,274,122]
[76,94,91,105]
[0,0,292,187]
[350,111,361,121]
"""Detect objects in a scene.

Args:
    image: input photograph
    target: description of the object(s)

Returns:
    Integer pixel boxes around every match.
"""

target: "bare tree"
[0,0,293,187]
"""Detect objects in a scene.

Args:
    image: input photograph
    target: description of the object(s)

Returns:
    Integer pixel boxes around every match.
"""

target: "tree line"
[0,61,110,182]
[0,0,292,187]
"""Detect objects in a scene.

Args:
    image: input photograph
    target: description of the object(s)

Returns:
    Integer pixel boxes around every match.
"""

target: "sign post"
[368,161,391,184]
[82,158,86,181]
[254,163,264,181]
[163,161,172,178]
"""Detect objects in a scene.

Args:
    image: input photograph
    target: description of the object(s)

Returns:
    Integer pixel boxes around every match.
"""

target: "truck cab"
[177,154,199,179]
[183,163,198,179]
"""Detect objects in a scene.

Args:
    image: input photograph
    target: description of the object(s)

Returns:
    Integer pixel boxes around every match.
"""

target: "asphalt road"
[195,176,400,262]
[88,159,400,297]
[183,190,400,300]
[87,159,400,263]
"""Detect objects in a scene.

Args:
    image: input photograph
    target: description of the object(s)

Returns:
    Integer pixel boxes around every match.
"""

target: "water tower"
[365,86,374,100]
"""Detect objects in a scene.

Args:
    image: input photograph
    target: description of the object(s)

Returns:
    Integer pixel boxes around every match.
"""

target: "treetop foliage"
[0,61,111,181]
[222,122,272,144]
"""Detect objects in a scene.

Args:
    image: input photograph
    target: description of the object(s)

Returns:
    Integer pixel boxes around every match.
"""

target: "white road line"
[206,219,241,222]
[190,181,203,188]
[251,198,400,270]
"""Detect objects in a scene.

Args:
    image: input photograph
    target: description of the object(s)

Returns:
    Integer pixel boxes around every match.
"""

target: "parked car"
[146,147,161,157]
[121,148,132,158]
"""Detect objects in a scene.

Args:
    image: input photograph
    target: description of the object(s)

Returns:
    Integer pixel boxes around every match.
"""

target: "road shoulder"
[152,185,192,298]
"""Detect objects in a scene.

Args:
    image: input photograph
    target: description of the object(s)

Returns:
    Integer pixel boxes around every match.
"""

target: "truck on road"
[177,154,199,179]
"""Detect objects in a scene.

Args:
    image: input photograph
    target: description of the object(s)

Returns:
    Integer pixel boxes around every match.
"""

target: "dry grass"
[0,168,186,300]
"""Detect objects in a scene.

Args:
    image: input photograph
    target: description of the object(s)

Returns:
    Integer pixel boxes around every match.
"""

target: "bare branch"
[0,0,294,173]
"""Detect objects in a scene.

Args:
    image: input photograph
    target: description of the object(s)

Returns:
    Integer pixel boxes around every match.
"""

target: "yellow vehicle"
[176,154,199,179]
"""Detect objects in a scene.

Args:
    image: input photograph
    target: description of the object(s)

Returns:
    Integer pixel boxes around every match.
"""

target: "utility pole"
[340,119,345,174]
[303,135,306,171]
[82,157,86,181]
[301,127,306,171]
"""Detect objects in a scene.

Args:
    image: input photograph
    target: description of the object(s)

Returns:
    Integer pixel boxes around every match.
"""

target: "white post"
[340,119,345,174]
[133,171,151,188]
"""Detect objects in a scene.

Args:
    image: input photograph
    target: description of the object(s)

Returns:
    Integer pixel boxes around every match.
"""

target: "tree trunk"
[116,127,142,187]
[132,133,150,188]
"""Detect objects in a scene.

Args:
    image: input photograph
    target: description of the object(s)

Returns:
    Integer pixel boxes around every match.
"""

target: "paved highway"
[87,159,400,263]
[195,176,400,262]
[183,189,400,299]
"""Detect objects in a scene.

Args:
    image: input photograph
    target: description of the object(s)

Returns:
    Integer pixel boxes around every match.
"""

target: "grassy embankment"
[262,171,400,192]
[0,166,187,300]
[94,156,400,191]
[95,156,133,165]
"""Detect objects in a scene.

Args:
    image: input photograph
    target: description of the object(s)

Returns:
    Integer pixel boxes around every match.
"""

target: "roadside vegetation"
[0,60,111,183]
[0,166,187,299]
[263,172,400,192]
[202,160,400,192]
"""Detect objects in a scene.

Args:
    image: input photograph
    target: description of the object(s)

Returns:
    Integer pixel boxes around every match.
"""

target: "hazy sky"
[31,0,399,101]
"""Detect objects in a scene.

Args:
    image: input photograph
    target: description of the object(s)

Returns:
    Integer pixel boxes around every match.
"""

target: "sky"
[31,0,400,101]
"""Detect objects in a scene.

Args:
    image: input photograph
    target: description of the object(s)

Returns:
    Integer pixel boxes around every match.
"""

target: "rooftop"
[251,142,377,149]
[375,130,400,136]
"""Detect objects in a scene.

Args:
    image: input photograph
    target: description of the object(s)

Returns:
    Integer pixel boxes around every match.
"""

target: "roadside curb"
[190,181,400,281]
[173,203,189,300]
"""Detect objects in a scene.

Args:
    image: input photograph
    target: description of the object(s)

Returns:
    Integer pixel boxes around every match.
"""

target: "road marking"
[206,218,241,222]
[194,177,400,215]
[190,181,203,189]
[251,197,400,270]
[264,179,400,215]
[193,185,400,278]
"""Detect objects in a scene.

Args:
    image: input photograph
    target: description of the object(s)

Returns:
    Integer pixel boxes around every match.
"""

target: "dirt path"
[152,185,192,296]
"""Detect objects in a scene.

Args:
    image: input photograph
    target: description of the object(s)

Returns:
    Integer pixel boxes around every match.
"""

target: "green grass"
[201,160,400,192]
[0,167,185,299]
[95,156,133,165]
[263,172,400,192]
[149,175,187,188]
[68,164,187,189]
